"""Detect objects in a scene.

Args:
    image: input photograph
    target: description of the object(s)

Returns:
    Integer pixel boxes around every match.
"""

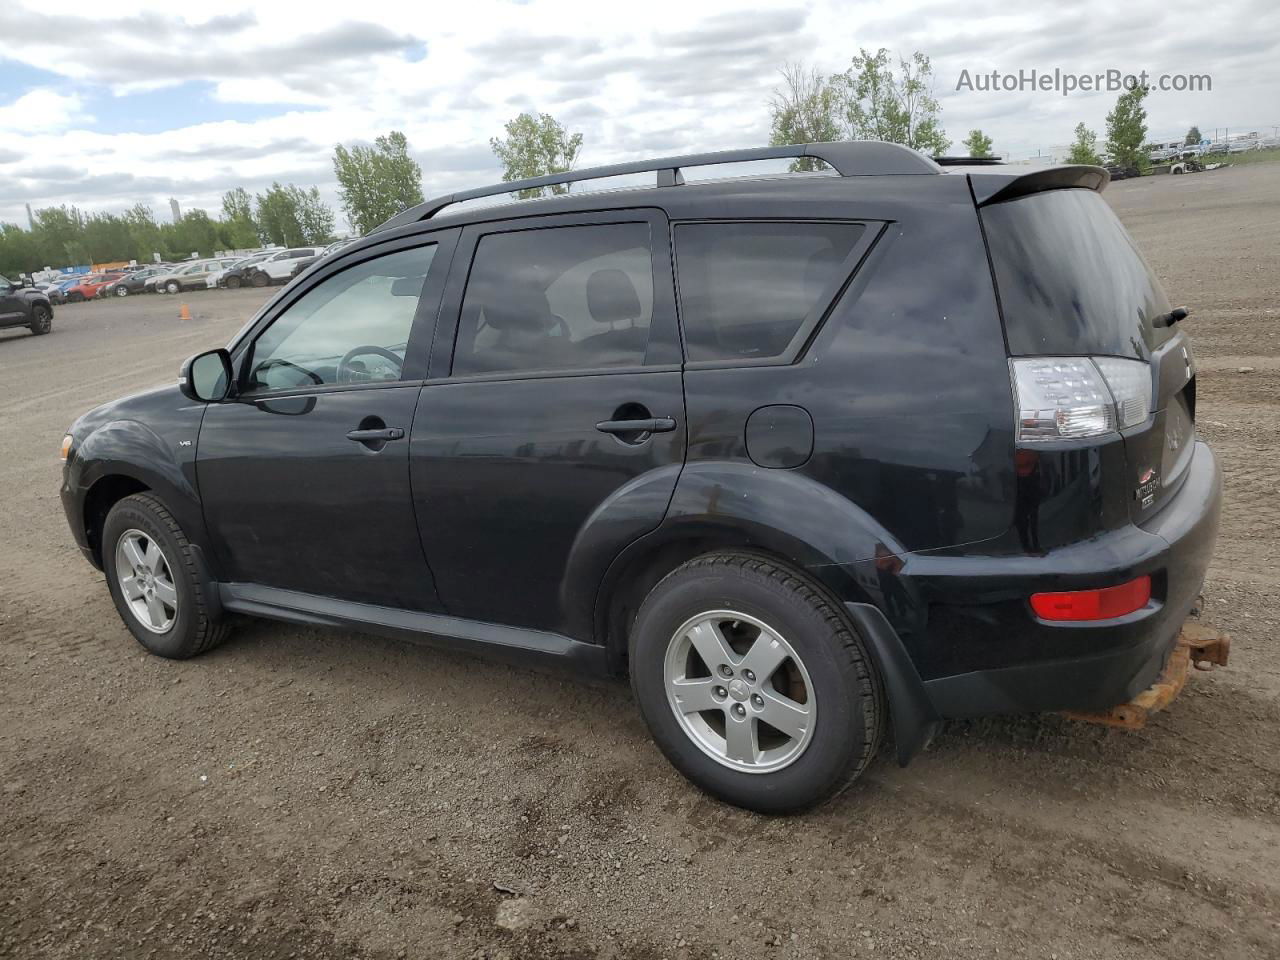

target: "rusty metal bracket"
[1063,621,1230,730]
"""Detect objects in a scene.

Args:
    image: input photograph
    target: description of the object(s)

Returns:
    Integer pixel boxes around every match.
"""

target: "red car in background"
[64,272,128,302]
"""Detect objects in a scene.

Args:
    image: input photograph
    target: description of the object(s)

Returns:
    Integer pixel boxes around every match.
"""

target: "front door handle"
[346,427,405,442]
[595,417,677,435]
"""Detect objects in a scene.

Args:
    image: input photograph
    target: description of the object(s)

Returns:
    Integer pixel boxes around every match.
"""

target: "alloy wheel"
[663,610,816,773]
[114,529,178,633]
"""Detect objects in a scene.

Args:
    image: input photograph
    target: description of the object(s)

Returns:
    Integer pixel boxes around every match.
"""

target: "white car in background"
[206,250,277,289]
[243,247,324,287]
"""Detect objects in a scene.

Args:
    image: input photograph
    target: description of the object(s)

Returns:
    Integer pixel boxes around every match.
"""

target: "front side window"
[674,221,865,362]
[243,244,435,394]
[453,222,654,376]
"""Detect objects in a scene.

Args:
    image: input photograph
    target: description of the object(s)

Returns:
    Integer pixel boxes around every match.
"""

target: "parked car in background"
[154,258,241,295]
[101,266,172,298]
[289,238,359,278]
[209,251,276,289]
[242,247,323,287]
[65,273,127,302]
[0,274,53,336]
[45,276,83,305]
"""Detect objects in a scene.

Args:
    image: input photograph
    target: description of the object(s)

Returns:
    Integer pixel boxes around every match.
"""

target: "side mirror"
[179,349,234,403]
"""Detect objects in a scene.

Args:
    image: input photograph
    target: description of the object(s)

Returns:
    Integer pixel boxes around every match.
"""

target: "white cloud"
[0,0,1277,225]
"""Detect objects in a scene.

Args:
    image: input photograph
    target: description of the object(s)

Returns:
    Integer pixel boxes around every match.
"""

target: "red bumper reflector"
[1030,575,1152,621]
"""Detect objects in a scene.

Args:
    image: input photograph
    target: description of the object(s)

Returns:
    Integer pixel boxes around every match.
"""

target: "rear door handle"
[346,427,405,442]
[595,417,677,435]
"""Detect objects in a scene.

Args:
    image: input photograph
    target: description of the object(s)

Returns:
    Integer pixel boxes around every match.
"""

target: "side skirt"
[219,583,609,674]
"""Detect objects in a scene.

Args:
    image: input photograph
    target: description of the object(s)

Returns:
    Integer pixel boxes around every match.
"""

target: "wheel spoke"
[153,579,178,608]
[739,629,789,681]
[724,716,759,764]
[670,678,721,715]
[120,575,144,601]
[121,537,146,571]
[143,541,164,574]
[759,689,810,739]
[145,594,167,628]
[685,620,736,672]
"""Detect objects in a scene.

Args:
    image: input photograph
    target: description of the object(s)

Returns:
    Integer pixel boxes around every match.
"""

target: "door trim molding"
[219,582,609,673]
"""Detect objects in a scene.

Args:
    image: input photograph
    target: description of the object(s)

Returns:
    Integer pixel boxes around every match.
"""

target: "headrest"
[586,269,641,325]
[479,273,554,332]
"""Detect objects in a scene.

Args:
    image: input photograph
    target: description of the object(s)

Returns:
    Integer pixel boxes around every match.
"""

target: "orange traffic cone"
[178,302,192,321]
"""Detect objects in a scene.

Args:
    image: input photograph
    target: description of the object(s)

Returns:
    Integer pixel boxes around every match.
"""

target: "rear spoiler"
[969,164,1109,206]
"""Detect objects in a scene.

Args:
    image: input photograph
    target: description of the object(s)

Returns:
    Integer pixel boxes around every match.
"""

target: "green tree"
[254,183,333,246]
[1184,125,1202,146]
[962,129,994,158]
[834,48,950,155]
[1066,122,1103,165]
[332,130,425,234]
[769,63,843,170]
[122,204,162,264]
[489,112,584,199]
[168,210,220,259]
[1105,84,1150,172]
[219,187,260,248]
[32,206,89,266]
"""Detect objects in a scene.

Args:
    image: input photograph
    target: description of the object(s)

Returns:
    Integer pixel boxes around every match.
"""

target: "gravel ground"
[2,164,1278,960]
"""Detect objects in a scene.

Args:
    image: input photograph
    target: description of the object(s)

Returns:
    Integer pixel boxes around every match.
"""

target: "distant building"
[169,198,182,222]
[25,203,34,230]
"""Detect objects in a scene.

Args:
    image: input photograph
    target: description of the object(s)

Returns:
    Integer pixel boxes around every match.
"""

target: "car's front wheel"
[225,275,241,289]
[102,493,230,659]
[28,304,52,335]
[164,280,181,295]
[250,271,269,288]
[115,284,130,296]
[630,554,885,814]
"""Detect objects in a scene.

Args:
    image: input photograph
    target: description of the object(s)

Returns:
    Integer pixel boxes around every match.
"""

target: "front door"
[411,211,686,637]
[197,235,454,611]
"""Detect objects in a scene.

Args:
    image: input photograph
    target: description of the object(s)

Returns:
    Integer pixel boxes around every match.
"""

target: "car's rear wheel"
[165,280,181,295]
[102,493,230,659]
[250,271,269,288]
[28,304,52,336]
[225,275,241,289]
[630,554,884,814]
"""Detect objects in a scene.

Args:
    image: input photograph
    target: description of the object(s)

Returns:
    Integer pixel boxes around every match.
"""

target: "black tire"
[630,554,885,814]
[28,304,52,336]
[165,280,181,295]
[102,493,230,659]
[115,285,130,296]
[225,275,241,289]
[250,271,269,288]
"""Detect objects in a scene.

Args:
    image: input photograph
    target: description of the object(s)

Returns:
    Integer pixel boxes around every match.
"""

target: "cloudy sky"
[1,0,1277,230]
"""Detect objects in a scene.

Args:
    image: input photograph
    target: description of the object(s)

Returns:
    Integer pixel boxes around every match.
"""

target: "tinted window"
[982,189,1173,359]
[453,222,653,376]
[244,244,435,393]
[674,221,864,362]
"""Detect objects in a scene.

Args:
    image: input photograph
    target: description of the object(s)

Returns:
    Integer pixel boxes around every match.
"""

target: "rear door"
[409,210,685,637]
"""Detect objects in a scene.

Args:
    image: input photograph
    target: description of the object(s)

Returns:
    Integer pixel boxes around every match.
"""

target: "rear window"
[982,189,1173,359]
[674,221,864,362]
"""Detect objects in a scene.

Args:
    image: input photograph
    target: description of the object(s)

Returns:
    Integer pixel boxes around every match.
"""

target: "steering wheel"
[336,345,403,383]
[253,357,323,388]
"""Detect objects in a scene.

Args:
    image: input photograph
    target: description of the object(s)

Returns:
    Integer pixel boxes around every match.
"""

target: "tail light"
[1011,357,1152,441]
[1030,575,1152,621]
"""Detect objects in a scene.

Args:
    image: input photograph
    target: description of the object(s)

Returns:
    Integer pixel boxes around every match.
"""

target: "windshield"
[981,188,1173,360]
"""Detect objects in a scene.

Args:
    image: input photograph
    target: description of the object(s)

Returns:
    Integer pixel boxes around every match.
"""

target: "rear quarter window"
[674,221,864,362]
[981,189,1173,359]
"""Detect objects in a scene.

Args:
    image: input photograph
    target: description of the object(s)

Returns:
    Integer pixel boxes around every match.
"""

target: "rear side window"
[674,221,864,362]
[982,189,1173,360]
[453,222,654,376]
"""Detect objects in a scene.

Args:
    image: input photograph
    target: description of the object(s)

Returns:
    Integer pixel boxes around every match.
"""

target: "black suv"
[1,275,53,336]
[60,142,1220,813]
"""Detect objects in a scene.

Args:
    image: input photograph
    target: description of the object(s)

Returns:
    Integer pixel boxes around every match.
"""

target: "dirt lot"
[2,165,1278,960]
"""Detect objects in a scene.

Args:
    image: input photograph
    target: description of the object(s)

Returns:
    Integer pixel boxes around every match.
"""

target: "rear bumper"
[890,441,1221,718]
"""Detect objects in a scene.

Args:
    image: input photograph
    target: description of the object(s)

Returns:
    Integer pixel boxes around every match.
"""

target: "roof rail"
[373,140,941,233]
